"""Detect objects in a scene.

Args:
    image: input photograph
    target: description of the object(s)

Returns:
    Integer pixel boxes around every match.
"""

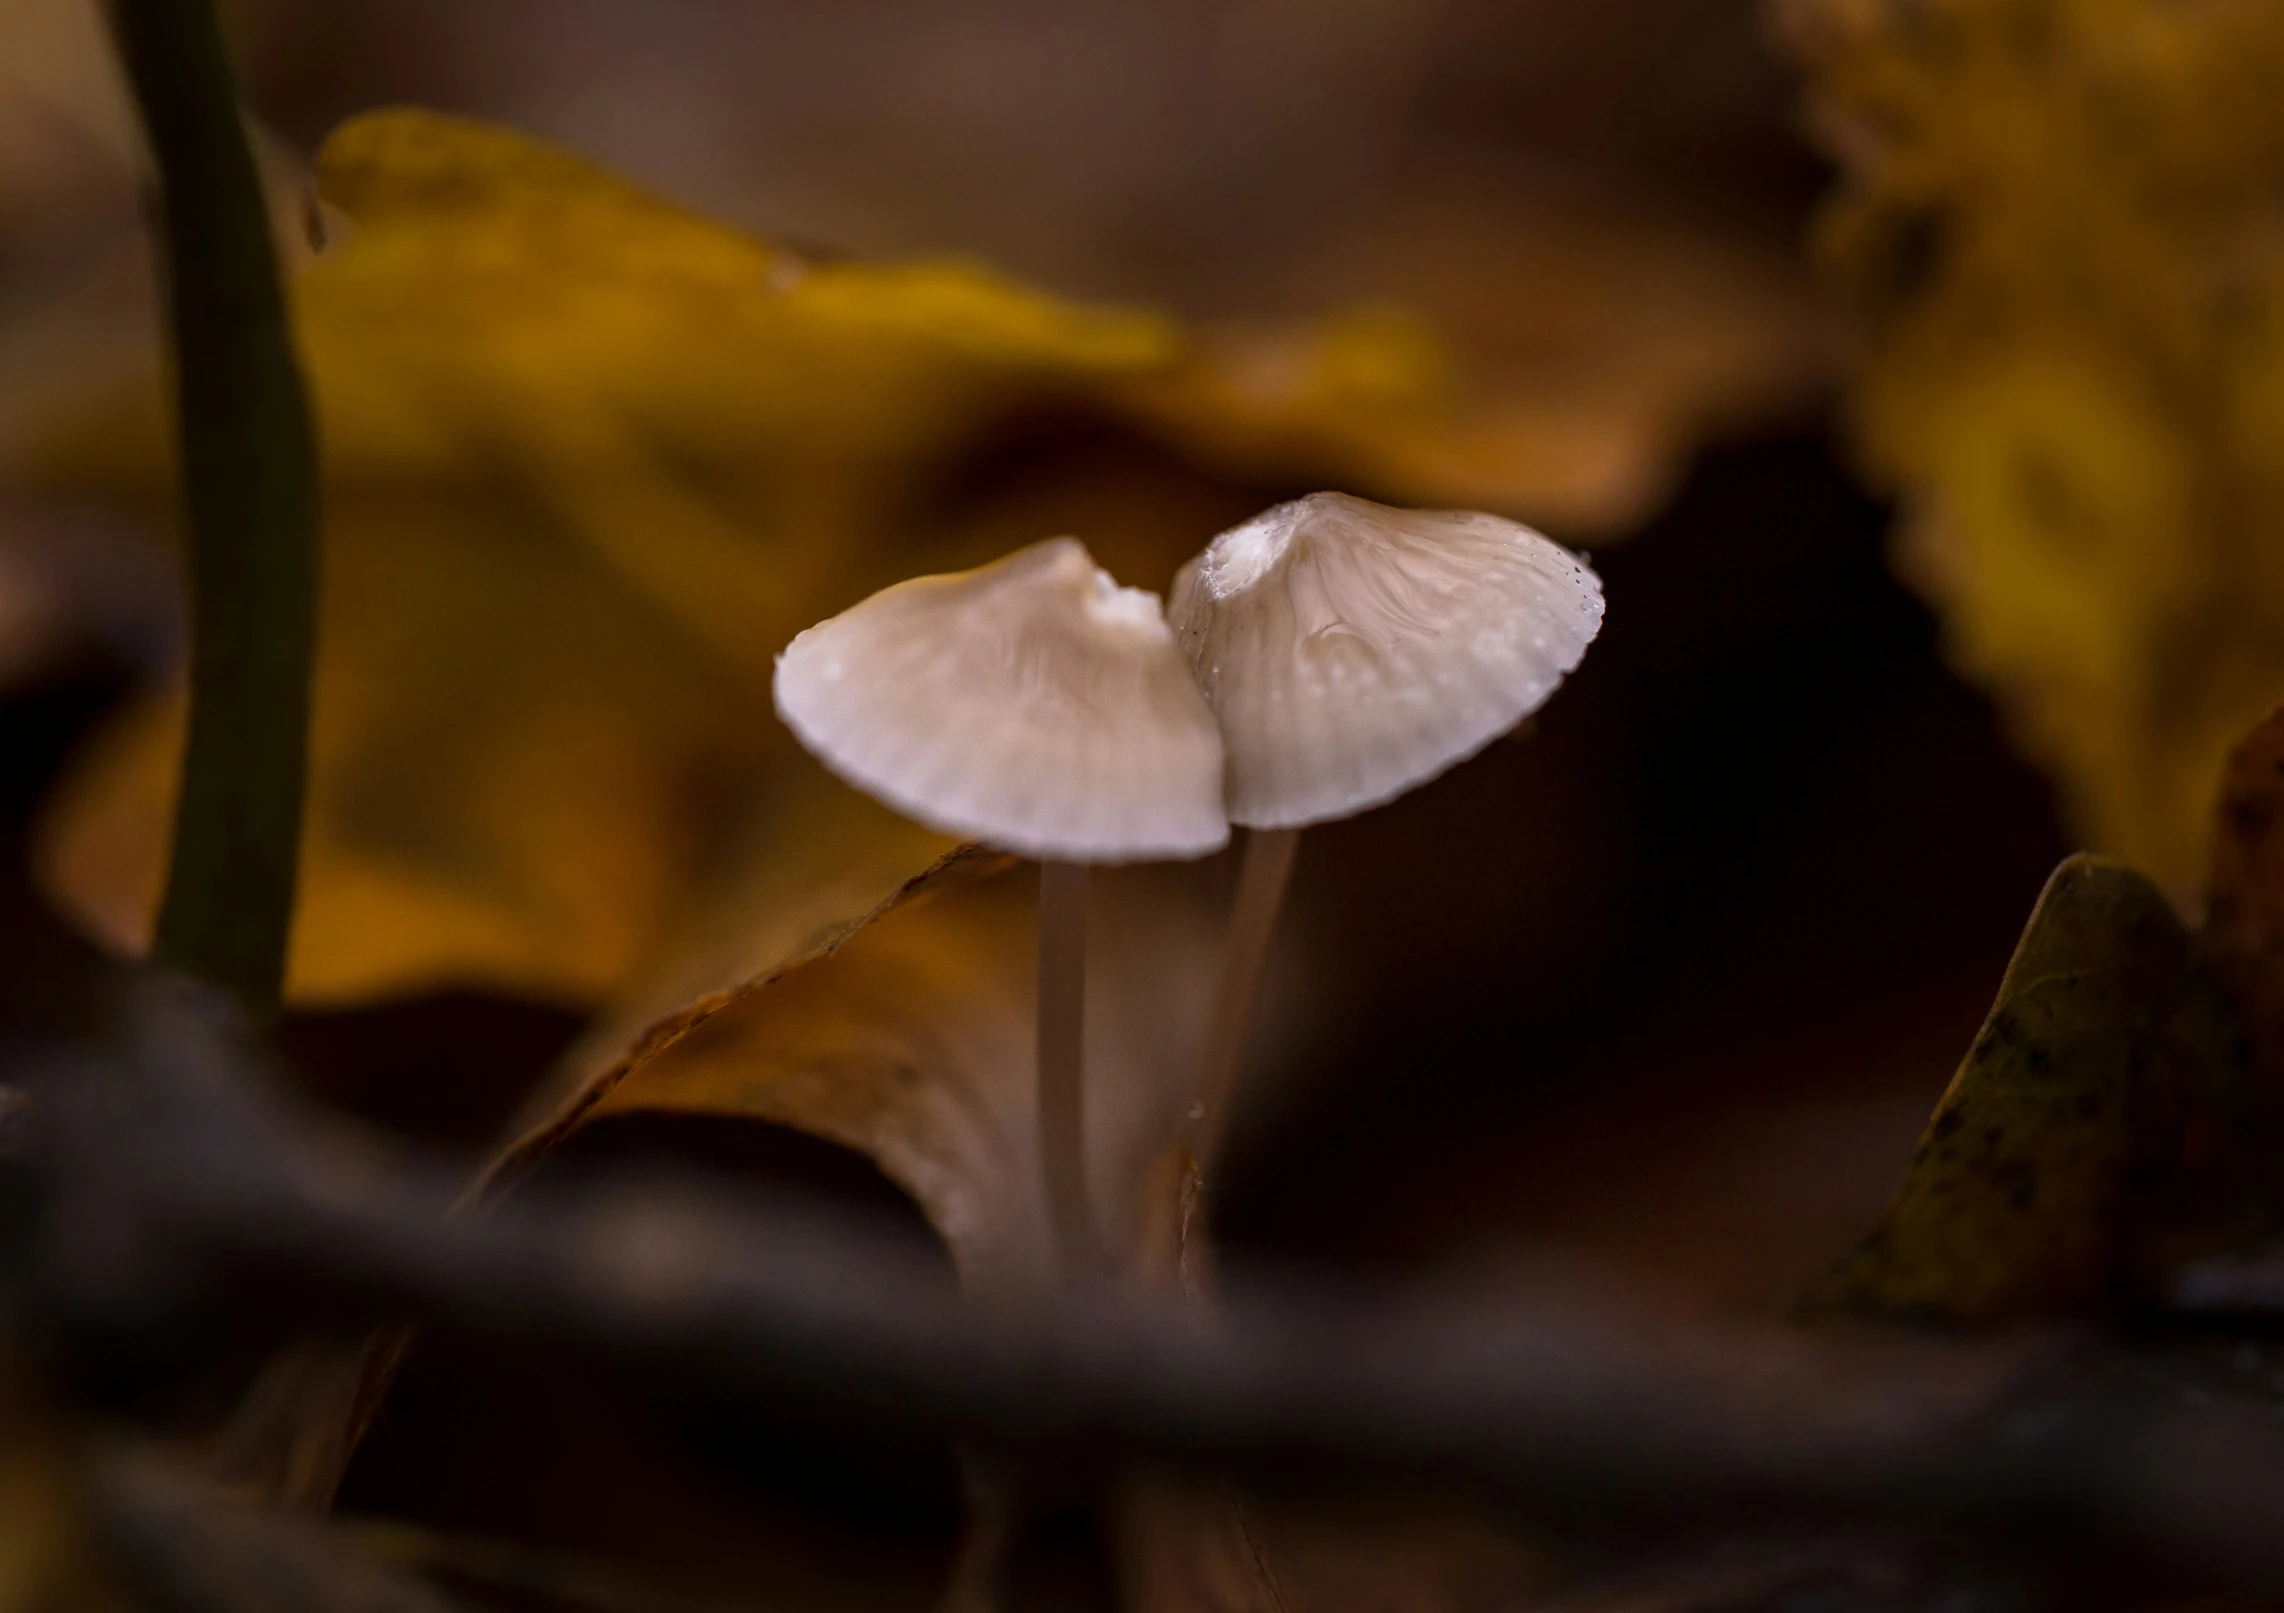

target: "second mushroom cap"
[1169,491,1604,828]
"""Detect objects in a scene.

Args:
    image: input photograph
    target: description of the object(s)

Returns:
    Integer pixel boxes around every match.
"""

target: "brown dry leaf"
[248,760,1484,1604]
[496,777,1513,1609]
[504,840,1505,1613]
[499,762,973,1160]
[302,813,1237,1596]
[1801,855,2194,1325]
[502,853,1217,1300]
[207,762,980,1504]
[222,767,1209,1497]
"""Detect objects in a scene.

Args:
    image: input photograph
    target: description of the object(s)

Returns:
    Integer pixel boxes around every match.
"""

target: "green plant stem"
[108,0,318,1022]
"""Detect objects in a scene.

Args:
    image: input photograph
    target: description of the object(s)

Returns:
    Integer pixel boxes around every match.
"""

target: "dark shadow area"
[279,993,586,1147]
[337,1114,965,1613]
[0,663,128,1047]
[1216,424,2067,1302]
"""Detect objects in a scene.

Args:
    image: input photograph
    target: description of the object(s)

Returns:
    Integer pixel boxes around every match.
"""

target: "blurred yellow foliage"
[1128,302,1663,524]
[26,108,1197,1006]
[39,499,757,1006]
[28,107,1708,1010]
[1783,0,2284,889]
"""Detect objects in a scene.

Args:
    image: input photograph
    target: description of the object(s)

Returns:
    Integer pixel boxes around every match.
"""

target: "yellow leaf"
[1785,0,2284,890]
[35,497,757,1007]
[1129,194,1834,539]
[21,110,1191,1007]
[17,106,1808,1009]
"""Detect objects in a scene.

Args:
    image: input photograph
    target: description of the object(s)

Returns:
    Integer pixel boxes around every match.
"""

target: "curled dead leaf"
[504,856,1217,1301]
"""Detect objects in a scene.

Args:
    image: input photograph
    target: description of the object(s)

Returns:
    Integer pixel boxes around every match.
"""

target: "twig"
[347,1520,776,1613]
[91,1443,461,1613]
[106,0,318,1021]
[21,979,2284,1594]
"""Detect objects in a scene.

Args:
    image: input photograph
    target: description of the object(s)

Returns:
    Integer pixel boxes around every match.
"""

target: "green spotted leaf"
[1803,854,2195,1325]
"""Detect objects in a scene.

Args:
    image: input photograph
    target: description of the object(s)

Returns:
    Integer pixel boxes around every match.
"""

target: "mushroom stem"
[1186,826,1301,1170]
[1037,859,1101,1269]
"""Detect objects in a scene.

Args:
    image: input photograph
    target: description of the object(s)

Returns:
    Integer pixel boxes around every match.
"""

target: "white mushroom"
[1167,492,1603,1162]
[775,537,1228,1266]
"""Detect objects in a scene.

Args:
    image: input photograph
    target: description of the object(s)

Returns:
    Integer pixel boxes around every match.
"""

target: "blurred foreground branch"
[14,981,2284,1593]
[91,1446,459,1613]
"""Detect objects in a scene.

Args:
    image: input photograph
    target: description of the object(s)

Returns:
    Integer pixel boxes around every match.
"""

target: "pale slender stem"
[1187,827,1301,1168]
[1037,859,1100,1269]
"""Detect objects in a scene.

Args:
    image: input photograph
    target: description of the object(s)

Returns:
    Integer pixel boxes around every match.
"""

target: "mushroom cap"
[1168,492,1603,828]
[774,538,1229,862]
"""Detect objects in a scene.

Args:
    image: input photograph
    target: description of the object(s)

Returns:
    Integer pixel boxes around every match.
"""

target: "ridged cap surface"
[776,538,1229,861]
[1169,492,1602,828]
